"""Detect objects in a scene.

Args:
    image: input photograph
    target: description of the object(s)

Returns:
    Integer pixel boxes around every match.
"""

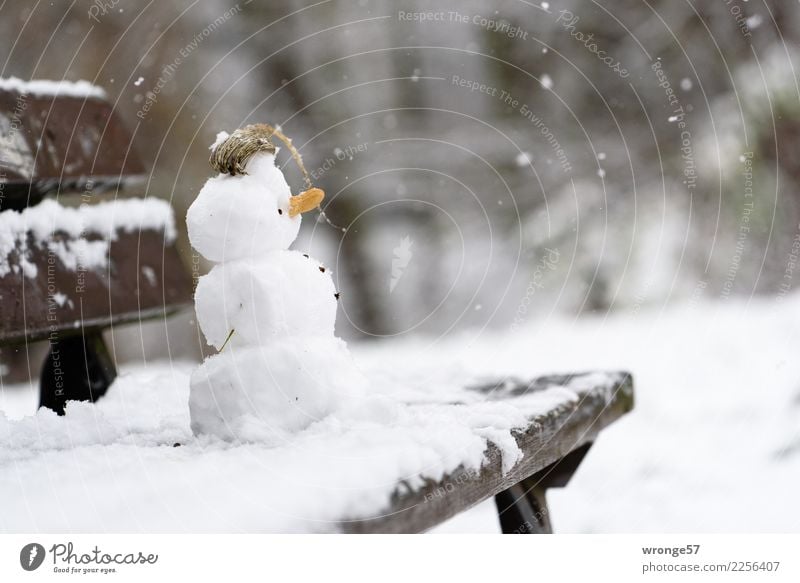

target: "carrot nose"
[288,188,325,217]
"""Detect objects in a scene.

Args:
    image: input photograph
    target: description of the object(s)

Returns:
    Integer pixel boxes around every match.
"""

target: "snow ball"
[680,77,693,91]
[597,168,606,178]
[187,152,300,262]
[189,336,365,441]
[195,250,338,350]
[134,76,144,86]
[597,152,606,160]
[540,74,553,90]
[541,2,550,9]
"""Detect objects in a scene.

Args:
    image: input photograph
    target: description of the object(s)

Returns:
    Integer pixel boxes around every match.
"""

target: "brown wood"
[0,85,145,209]
[340,371,633,533]
[495,442,591,534]
[0,227,192,345]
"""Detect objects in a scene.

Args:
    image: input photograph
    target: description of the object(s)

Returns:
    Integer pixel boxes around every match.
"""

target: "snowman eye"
[277,208,283,215]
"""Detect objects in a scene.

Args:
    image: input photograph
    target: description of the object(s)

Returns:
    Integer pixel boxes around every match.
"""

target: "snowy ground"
[1,295,799,532]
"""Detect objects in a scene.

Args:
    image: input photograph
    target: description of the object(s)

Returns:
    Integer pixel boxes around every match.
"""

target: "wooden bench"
[0,79,192,414]
[342,371,633,533]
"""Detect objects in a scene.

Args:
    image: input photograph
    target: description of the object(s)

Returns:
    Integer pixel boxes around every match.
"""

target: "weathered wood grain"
[0,87,145,209]
[0,228,192,344]
[340,372,633,533]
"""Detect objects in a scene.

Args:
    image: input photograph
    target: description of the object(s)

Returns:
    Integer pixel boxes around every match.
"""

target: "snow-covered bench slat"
[0,198,190,345]
[341,371,633,533]
[0,78,145,210]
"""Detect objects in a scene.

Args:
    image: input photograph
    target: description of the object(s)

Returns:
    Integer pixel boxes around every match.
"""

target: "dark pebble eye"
[303,254,309,258]
[319,266,326,273]
[278,209,283,215]
[334,292,340,300]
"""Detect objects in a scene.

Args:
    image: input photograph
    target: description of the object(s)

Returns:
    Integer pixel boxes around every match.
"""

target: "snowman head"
[187,124,325,262]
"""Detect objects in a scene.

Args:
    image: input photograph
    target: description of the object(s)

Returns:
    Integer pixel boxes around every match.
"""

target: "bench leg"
[39,332,117,415]
[494,442,592,534]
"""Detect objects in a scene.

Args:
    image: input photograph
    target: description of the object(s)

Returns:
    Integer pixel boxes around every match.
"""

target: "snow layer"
[0,77,106,99]
[186,153,300,262]
[2,295,799,532]
[0,357,560,532]
[195,251,337,350]
[0,198,177,277]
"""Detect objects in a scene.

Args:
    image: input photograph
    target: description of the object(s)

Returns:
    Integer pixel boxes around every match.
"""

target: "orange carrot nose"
[288,188,325,217]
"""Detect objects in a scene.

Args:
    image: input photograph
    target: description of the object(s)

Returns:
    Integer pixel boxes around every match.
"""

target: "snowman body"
[187,149,362,442]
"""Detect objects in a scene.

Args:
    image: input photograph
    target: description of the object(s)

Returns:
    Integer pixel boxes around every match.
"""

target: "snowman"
[186,124,367,442]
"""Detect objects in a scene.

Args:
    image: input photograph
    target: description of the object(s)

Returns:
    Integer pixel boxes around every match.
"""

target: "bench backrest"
[0,79,145,209]
[0,79,191,345]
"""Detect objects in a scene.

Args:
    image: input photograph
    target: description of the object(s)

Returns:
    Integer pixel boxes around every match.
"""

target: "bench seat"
[0,365,632,533]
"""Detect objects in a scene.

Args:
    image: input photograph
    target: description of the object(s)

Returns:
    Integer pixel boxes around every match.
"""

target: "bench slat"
[340,371,633,533]
[0,223,192,344]
[0,83,144,209]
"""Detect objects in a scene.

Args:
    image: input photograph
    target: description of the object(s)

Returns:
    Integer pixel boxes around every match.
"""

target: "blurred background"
[0,0,798,366]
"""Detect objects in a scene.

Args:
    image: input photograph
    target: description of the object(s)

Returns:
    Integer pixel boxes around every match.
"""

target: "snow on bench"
[0,364,632,533]
[0,197,189,344]
[0,77,107,99]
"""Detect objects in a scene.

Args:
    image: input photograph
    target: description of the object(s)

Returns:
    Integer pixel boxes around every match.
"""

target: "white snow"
[189,337,369,443]
[540,74,553,90]
[746,14,763,30]
[0,355,585,532]
[195,251,337,350]
[141,265,157,286]
[208,131,230,152]
[134,76,144,87]
[680,77,693,91]
[515,151,533,167]
[0,198,177,277]
[187,153,300,262]
[1,295,799,532]
[0,77,106,99]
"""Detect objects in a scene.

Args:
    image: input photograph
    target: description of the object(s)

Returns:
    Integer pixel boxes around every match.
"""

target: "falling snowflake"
[515,151,533,166]
[390,236,414,293]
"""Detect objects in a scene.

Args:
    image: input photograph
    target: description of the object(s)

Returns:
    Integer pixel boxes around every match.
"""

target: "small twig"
[219,328,235,352]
